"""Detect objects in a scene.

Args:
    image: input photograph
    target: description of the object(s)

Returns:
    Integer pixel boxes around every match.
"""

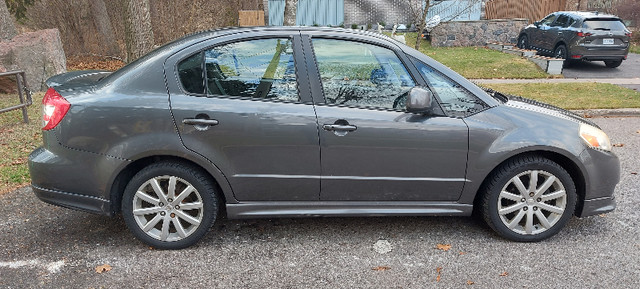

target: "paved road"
[563,53,640,90]
[1,118,639,288]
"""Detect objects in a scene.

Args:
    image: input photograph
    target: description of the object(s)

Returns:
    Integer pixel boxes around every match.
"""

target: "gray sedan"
[29,27,619,249]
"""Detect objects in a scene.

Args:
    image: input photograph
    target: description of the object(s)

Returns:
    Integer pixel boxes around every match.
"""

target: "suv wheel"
[480,156,576,242]
[517,35,529,49]
[554,45,567,59]
[604,60,622,68]
[122,162,219,249]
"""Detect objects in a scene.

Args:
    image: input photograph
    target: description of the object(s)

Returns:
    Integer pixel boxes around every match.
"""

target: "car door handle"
[183,119,219,126]
[322,124,357,132]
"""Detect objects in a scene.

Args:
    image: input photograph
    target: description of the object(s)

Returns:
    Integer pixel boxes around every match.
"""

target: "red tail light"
[577,32,592,37]
[626,32,632,37]
[42,87,70,130]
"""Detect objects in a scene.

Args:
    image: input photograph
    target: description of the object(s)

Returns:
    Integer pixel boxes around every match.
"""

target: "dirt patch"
[67,55,125,71]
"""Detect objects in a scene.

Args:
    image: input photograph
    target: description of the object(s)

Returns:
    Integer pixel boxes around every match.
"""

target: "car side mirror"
[534,21,541,27]
[406,86,433,114]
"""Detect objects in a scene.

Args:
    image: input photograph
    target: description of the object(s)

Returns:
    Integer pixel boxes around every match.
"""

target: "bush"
[351,24,358,29]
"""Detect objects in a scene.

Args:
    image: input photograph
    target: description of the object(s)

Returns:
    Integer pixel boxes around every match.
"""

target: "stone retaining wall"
[430,19,529,47]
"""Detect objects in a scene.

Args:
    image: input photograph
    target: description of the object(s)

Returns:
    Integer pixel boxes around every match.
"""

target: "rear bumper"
[577,196,616,217]
[571,45,628,61]
[32,185,111,215]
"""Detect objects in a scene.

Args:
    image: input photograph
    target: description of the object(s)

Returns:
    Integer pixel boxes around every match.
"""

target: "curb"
[570,108,640,118]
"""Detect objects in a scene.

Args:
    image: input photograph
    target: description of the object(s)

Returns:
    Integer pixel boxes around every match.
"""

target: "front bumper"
[576,147,620,217]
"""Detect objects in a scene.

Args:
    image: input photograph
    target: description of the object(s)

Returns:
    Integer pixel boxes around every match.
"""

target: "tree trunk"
[283,0,297,26]
[122,0,154,62]
[0,0,17,40]
[90,0,120,57]
[414,0,430,51]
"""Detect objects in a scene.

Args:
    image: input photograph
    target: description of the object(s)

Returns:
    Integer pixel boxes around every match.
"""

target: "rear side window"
[410,57,488,117]
[178,52,205,94]
[177,38,299,102]
[583,19,627,31]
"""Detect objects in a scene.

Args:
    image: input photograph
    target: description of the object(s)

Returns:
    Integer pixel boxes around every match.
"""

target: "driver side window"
[540,14,557,26]
[311,38,415,110]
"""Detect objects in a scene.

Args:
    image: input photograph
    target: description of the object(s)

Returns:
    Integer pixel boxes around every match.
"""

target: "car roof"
[556,11,621,20]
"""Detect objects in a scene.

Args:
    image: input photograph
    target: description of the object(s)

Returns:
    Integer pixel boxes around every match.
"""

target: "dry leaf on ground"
[499,272,509,277]
[459,251,466,255]
[436,244,452,251]
[95,264,112,273]
[436,267,442,282]
[467,280,475,285]
[613,143,624,147]
[371,266,391,271]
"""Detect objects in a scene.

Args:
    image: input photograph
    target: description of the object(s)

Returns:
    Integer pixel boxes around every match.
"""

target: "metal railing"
[0,70,32,124]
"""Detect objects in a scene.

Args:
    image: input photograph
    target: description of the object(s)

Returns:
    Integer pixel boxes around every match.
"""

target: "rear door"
[166,31,321,201]
[303,34,470,201]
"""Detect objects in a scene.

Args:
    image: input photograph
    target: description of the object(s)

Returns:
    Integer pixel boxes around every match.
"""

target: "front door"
[308,38,469,201]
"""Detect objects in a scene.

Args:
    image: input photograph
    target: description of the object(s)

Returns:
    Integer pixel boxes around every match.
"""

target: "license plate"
[603,38,615,45]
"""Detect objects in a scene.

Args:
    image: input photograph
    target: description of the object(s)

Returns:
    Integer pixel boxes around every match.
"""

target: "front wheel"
[122,162,219,249]
[604,60,622,68]
[517,35,529,49]
[480,156,576,242]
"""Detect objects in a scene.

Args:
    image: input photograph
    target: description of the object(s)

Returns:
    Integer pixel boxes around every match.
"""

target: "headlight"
[579,123,612,151]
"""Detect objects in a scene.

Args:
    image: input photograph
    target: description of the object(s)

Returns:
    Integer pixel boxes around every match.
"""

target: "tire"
[517,35,529,49]
[122,162,218,249]
[604,60,622,68]
[553,45,567,60]
[480,156,576,242]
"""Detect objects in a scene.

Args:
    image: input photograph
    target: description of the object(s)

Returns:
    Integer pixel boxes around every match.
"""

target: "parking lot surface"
[1,117,639,289]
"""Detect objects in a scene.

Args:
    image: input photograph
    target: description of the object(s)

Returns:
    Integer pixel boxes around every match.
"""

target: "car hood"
[483,88,599,128]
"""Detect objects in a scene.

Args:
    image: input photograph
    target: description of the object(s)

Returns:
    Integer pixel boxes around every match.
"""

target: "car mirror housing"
[534,21,541,27]
[406,86,433,114]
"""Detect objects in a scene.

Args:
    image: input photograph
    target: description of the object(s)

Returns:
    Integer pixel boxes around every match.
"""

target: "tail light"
[577,32,592,37]
[42,87,70,130]
[626,32,632,37]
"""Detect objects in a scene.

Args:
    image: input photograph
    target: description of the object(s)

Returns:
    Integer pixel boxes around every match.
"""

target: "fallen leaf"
[436,244,452,251]
[612,143,624,147]
[631,172,638,175]
[95,264,112,273]
[636,130,640,134]
[499,271,509,277]
[371,266,391,271]
[599,214,607,217]
[467,280,475,285]
[436,267,442,282]
[459,251,466,255]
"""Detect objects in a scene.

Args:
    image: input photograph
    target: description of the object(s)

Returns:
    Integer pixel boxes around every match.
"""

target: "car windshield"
[583,19,627,31]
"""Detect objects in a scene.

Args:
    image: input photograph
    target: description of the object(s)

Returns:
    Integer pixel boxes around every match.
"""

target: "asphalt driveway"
[563,53,640,90]
[1,117,639,288]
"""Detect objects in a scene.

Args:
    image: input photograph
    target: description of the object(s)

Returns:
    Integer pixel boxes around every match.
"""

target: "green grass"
[391,32,551,79]
[483,82,640,110]
[0,93,43,195]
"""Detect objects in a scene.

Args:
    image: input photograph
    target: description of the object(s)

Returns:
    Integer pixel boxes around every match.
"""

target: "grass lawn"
[0,93,43,195]
[483,82,640,110]
[394,32,551,79]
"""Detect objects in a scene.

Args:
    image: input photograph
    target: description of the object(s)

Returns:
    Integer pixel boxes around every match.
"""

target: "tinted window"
[204,38,298,101]
[411,57,488,117]
[553,15,573,27]
[540,14,557,26]
[583,19,627,31]
[178,52,205,94]
[312,39,415,110]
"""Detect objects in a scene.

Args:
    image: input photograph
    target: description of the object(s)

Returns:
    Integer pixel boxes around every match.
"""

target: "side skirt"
[226,201,473,219]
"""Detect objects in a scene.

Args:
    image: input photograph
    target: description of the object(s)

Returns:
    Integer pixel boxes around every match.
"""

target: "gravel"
[1,117,638,289]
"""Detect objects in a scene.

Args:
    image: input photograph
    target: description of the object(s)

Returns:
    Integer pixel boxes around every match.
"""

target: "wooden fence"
[238,10,265,26]
[485,0,567,22]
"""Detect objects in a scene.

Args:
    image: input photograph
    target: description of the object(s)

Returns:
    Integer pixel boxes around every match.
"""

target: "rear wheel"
[517,35,529,49]
[604,60,623,68]
[122,162,218,249]
[480,156,576,242]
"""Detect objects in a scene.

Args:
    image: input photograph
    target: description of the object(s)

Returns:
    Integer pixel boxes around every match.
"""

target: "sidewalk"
[471,78,640,85]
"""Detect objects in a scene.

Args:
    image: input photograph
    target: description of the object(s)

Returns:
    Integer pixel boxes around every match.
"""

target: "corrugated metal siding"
[426,0,482,21]
[269,0,344,26]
